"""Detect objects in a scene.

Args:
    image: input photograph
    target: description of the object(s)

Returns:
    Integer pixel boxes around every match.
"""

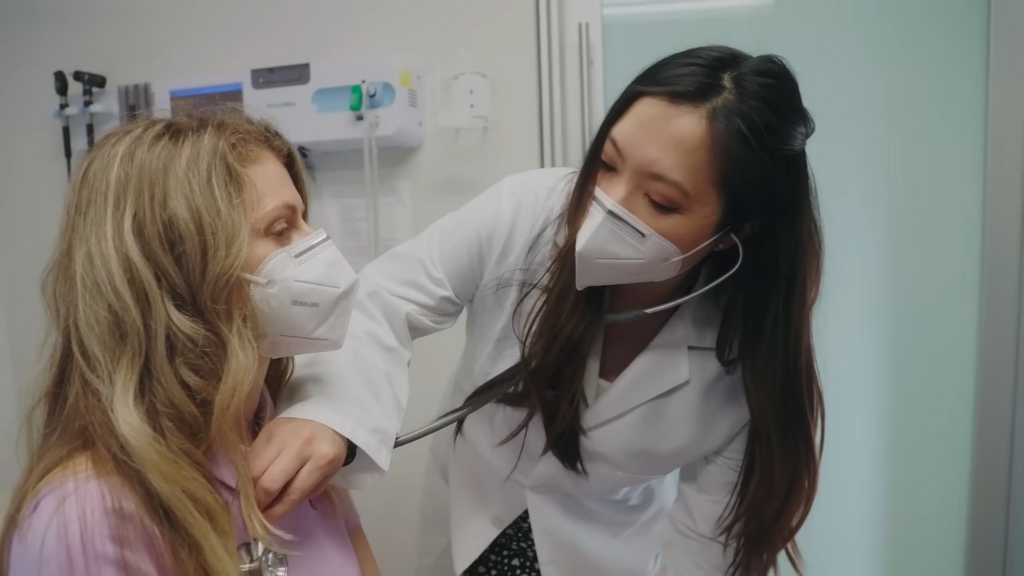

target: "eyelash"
[600,157,679,214]
[271,223,290,238]
[647,196,678,214]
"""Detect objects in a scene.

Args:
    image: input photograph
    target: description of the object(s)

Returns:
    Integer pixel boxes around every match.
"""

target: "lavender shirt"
[8,390,363,576]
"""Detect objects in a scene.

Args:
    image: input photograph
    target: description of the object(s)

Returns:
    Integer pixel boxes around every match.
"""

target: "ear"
[713,223,756,251]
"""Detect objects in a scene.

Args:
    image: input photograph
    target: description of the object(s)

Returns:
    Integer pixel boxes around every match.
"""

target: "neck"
[606,268,700,314]
[244,356,272,439]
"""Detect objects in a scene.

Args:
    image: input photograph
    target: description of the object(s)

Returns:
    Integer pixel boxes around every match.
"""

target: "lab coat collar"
[583,272,722,429]
[619,264,722,349]
[210,387,275,489]
[673,263,723,349]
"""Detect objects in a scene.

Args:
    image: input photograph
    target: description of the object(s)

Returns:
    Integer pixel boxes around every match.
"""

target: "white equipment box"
[63,61,425,153]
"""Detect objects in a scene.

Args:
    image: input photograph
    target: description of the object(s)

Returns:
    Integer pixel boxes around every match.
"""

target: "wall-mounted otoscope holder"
[50,93,119,154]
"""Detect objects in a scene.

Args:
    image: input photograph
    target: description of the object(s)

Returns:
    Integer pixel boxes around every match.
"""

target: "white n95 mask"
[575,188,727,290]
[243,229,358,359]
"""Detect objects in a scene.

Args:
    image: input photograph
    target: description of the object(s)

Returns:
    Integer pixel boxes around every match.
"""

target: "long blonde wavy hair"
[0,113,309,575]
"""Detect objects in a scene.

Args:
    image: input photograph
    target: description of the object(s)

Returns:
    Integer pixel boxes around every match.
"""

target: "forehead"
[246,152,304,212]
[609,97,718,196]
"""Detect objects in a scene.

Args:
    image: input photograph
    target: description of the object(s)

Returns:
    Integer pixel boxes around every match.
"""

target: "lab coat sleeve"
[662,424,748,575]
[276,170,567,489]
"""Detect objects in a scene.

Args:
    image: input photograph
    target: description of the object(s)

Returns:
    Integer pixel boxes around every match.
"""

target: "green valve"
[349,85,363,112]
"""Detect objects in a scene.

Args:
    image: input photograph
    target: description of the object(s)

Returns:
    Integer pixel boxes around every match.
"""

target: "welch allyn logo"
[291,300,320,308]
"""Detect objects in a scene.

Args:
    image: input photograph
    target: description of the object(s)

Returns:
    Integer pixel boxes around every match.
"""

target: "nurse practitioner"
[255,45,825,576]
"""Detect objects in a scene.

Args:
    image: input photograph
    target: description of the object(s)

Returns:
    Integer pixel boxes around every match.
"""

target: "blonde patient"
[0,114,380,576]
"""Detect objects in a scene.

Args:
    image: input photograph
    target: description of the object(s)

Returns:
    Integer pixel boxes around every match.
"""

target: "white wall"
[0,2,540,574]
[0,282,13,512]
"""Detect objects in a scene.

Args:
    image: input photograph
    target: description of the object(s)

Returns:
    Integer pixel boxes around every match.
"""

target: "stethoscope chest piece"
[238,540,288,576]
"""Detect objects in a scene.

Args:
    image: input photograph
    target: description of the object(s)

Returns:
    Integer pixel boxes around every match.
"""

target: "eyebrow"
[258,201,302,224]
[649,172,692,201]
[606,135,693,200]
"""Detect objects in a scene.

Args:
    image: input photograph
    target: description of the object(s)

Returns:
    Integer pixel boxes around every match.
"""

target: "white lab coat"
[278,168,750,576]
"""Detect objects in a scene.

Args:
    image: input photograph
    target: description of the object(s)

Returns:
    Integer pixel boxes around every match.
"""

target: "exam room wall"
[603,2,988,575]
[0,2,540,574]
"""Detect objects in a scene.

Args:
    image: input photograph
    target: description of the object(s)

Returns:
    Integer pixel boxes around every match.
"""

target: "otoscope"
[53,71,72,177]
[72,70,107,149]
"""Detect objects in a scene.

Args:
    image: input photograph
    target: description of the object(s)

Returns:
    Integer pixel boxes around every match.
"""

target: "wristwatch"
[342,440,358,468]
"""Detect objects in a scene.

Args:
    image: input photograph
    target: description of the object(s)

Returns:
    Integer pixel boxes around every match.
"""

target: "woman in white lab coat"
[250,45,823,576]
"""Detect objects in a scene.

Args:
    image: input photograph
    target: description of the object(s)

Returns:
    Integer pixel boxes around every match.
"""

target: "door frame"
[968,0,1024,574]
[536,0,605,169]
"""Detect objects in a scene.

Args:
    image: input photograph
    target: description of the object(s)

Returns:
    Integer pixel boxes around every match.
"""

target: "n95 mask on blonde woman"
[244,229,358,359]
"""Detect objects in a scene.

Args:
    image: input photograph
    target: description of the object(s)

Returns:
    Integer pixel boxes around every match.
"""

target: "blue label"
[169,82,244,98]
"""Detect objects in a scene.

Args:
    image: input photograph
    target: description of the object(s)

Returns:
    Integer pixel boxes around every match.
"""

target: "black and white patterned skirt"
[462,510,541,576]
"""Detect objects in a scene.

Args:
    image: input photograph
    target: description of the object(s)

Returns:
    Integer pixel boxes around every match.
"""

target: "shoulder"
[450,168,575,273]
[498,167,577,190]
[489,167,577,245]
[14,474,121,544]
[493,167,576,211]
[8,474,171,576]
[425,167,575,249]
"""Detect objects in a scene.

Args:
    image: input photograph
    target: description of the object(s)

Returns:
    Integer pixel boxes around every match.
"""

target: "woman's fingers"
[249,417,348,518]
[250,422,287,508]
[261,461,323,524]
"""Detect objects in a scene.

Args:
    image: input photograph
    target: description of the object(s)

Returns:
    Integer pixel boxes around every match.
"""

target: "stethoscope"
[392,234,743,449]
[238,540,288,576]
[237,236,741,574]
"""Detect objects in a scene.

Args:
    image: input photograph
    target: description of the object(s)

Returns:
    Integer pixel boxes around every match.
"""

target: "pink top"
[7,389,362,576]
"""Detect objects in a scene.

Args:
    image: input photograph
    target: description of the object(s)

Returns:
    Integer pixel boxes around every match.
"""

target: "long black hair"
[456,45,823,576]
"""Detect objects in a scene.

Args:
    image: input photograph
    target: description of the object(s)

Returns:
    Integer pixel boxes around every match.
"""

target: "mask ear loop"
[241,273,270,287]
[664,226,731,265]
[604,233,743,324]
